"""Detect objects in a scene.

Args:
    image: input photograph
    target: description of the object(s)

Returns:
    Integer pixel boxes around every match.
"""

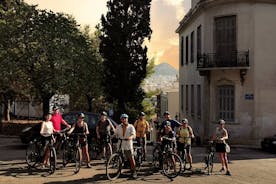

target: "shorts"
[177,142,191,154]
[79,137,88,147]
[123,150,134,159]
[216,143,226,153]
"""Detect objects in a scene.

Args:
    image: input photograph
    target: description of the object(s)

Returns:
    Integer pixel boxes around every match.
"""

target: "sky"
[24,0,191,69]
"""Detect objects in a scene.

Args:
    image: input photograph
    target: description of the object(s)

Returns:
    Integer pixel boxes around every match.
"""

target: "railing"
[197,51,249,69]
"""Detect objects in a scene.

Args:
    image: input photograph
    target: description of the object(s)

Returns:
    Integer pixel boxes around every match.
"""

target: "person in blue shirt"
[160,111,181,134]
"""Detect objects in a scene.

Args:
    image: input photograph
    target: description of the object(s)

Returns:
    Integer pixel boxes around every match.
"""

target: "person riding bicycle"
[133,111,149,161]
[40,113,57,168]
[96,111,115,159]
[115,113,137,179]
[176,118,195,170]
[67,113,91,168]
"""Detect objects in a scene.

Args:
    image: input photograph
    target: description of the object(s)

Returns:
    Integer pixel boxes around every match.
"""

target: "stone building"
[176,0,276,145]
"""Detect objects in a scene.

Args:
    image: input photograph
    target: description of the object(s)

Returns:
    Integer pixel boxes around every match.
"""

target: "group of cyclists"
[38,106,231,179]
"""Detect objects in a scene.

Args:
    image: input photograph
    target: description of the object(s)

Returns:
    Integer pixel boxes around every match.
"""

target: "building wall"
[178,0,276,145]
[167,91,179,120]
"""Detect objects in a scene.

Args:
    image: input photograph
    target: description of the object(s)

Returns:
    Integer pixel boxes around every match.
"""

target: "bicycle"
[106,138,135,180]
[134,138,144,171]
[160,136,183,179]
[178,137,192,172]
[204,141,216,175]
[26,134,57,174]
[63,132,85,174]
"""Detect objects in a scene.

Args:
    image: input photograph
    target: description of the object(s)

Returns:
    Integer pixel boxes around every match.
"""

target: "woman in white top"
[40,113,56,167]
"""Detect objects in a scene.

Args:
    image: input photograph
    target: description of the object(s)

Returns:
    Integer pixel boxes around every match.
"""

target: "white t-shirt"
[115,123,136,151]
[40,121,54,137]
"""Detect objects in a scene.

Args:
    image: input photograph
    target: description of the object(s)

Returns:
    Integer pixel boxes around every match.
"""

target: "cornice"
[175,0,276,33]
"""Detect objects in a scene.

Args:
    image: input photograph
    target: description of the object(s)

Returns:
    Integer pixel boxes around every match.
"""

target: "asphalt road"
[1,135,276,184]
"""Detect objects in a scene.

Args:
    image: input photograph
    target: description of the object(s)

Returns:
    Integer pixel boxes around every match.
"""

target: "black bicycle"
[178,137,192,172]
[106,138,137,180]
[134,138,144,171]
[204,141,215,175]
[62,133,85,174]
[160,137,183,179]
[26,134,57,174]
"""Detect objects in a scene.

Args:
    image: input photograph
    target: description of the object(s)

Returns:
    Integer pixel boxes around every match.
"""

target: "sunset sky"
[24,0,191,69]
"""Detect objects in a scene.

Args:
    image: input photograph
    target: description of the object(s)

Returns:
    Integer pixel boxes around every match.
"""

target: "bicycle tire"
[105,143,113,161]
[49,147,57,174]
[162,153,182,179]
[74,147,82,174]
[26,141,41,168]
[207,153,214,175]
[180,149,188,172]
[106,153,122,180]
[62,141,71,167]
[152,146,161,169]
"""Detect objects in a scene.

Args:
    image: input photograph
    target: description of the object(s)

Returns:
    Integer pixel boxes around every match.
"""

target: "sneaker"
[226,170,231,176]
[131,171,137,179]
[219,167,225,172]
[87,163,92,168]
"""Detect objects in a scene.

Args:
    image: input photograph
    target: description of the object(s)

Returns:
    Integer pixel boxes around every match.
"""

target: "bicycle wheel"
[152,146,161,169]
[181,150,187,172]
[26,141,41,167]
[106,153,122,180]
[74,147,82,174]
[162,153,182,179]
[49,148,57,174]
[136,148,143,171]
[105,143,113,161]
[62,142,71,167]
[207,153,214,175]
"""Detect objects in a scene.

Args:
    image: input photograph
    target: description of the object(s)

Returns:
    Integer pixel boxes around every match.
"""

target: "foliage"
[100,0,152,122]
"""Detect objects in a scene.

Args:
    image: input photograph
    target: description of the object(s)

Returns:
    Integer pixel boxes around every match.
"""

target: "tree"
[20,9,89,116]
[0,0,34,120]
[68,25,104,112]
[100,0,152,121]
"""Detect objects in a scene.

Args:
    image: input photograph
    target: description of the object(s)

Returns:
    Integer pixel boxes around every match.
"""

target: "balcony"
[197,51,249,70]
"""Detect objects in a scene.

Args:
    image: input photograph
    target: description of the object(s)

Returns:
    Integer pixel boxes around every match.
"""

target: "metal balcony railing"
[197,51,249,69]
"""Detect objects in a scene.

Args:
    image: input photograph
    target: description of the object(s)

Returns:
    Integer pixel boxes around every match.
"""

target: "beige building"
[176,0,276,145]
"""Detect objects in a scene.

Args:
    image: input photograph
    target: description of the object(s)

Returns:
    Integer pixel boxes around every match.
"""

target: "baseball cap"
[139,112,145,116]
[165,121,171,126]
[101,111,107,116]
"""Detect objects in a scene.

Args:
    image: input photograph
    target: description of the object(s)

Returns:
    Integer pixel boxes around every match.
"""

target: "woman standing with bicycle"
[213,119,231,176]
[68,113,91,168]
[176,118,195,170]
[40,113,56,168]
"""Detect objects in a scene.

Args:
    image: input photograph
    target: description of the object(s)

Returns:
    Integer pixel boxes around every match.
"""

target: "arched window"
[217,85,235,121]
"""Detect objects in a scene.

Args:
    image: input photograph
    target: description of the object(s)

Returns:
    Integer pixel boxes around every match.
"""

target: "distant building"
[176,0,276,145]
[157,90,179,121]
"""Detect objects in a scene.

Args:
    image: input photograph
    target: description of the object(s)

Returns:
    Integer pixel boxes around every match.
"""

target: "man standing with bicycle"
[96,111,115,159]
[176,118,195,170]
[115,113,137,179]
[134,112,149,161]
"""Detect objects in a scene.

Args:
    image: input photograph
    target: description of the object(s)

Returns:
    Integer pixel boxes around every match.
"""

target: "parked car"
[261,134,276,152]
[20,111,118,144]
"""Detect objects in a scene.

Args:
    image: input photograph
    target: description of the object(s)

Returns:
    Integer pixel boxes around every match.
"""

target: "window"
[217,85,235,121]
[185,85,189,113]
[191,85,194,116]
[215,15,236,66]
[191,31,194,63]
[181,85,184,112]
[185,36,189,64]
[197,85,201,118]
[181,36,184,66]
[197,25,202,62]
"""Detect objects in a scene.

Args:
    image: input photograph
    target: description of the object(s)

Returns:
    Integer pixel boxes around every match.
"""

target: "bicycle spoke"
[106,154,122,180]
